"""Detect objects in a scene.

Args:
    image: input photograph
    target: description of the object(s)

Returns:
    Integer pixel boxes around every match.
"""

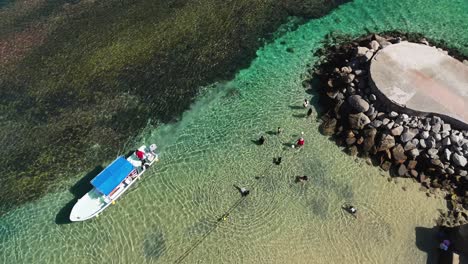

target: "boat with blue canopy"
[69,144,159,222]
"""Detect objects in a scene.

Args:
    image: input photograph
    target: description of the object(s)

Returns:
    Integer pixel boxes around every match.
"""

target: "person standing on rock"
[303,99,309,108]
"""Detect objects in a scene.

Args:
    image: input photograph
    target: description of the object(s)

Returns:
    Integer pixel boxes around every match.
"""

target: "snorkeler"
[258,135,265,145]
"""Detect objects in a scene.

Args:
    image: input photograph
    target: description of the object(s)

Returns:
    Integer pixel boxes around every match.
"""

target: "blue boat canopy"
[91,156,134,196]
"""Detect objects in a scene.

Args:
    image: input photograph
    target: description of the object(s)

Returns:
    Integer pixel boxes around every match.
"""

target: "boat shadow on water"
[55,165,103,225]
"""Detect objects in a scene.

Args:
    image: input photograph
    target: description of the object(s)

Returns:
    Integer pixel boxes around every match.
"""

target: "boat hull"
[69,145,158,222]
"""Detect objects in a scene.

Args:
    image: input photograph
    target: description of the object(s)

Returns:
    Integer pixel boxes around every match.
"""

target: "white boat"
[69,144,159,222]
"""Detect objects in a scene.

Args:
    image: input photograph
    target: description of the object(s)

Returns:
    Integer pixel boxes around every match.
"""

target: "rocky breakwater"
[309,33,468,226]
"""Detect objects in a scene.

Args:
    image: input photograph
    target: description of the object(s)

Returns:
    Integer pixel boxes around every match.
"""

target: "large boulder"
[347,95,369,113]
[348,113,371,129]
[381,160,392,171]
[376,133,396,152]
[320,117,337,136]
[452,153,467,167]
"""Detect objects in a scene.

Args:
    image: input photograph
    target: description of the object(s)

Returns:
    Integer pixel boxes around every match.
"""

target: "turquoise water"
[1,0,467,263]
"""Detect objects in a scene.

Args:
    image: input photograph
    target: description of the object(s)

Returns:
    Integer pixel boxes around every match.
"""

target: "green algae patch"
[0,0,343,212]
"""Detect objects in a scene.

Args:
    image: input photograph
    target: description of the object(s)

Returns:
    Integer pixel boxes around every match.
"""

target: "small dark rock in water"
[320,117,337,136]
[348,145,358,156]
[402,186,407,191]
[286,47,294,53]
[398,164,407,176]
[381,160,392,171]
[346,137,357,145]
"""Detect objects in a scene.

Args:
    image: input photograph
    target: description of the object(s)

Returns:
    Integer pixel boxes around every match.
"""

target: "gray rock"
[431,116,442,125]
[343,73,355,84]
[427,137,436,149]
[428,148,439,157]
[423,124,431,131]
[432,123,441,134]
[442,137,451,146]
[409,148,420,158]
[435,133,442,141]
[401,128,419,143]
[421,131,430,139]
[347,95,369,113]
[463,143,468,151]
[382,118,390,126]
[354,69,366,76]
[389,111,399,118]
[363,128,377,153]
[357,46,369,56]
[392,144,407,162]
[398,164,407,176]
[386,121,395,130]
[377,133,396,152]
[369,94,376,101]
[320,118,337,136]
[460,170,467,177]
[442,123,451,132]
[365,105,375,116]
[420,139,427,149]
[441,131,450,138]
[341,66,352,74]
[373,34,392,48]
[404,141,417,151]
[370,119,383,128]
[452,153,467,167]
[431,159,444,169]
[450,134,460,145]
[443,148,452,161]
[364,50,374,61]
[446,167,455,175]
[391,126,404,136]
[346,137,357,145]
[420,38,429,45]
[376,112,385,119]
[370,40,380,50]
[348,113,371,129]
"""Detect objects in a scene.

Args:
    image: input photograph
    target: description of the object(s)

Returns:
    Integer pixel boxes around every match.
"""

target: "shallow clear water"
[1,0,467,263]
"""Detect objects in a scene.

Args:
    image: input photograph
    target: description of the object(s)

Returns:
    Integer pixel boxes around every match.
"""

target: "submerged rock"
[320,117,337,136]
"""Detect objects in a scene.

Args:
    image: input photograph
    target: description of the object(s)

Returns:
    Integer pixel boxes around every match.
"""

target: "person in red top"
[297,137,305,147]
[136,149,146,161]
